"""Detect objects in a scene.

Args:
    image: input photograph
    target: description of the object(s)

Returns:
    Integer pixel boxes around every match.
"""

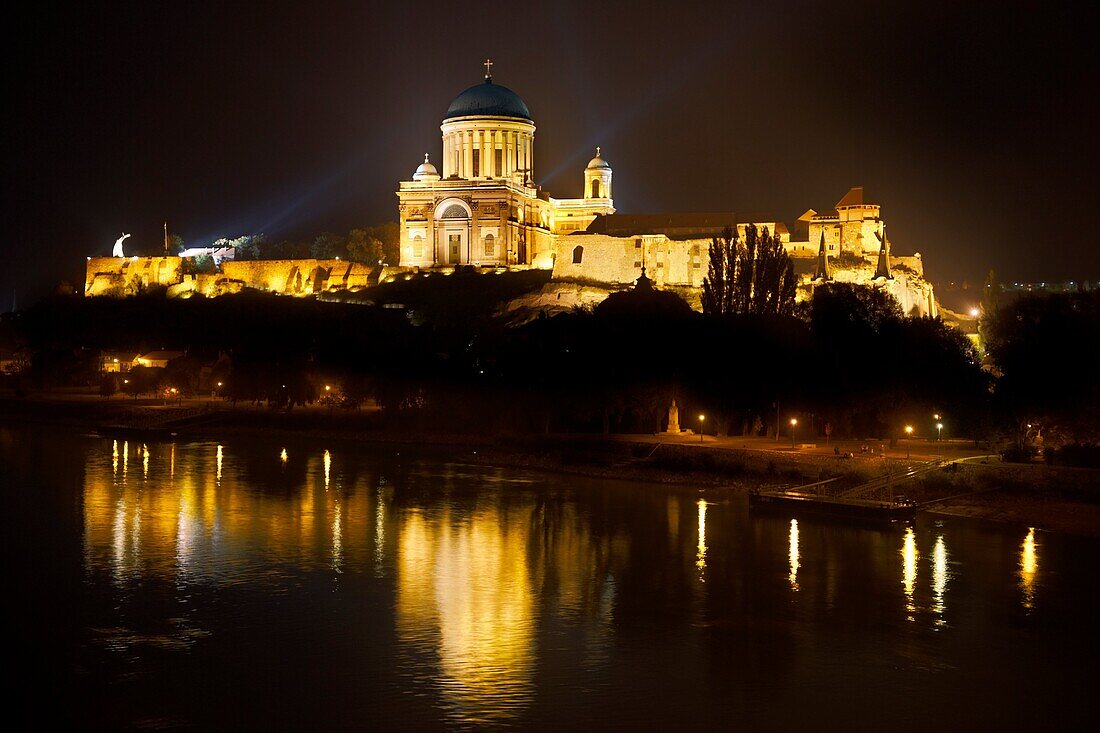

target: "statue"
[112,233,131,258]
[667,399,681,433]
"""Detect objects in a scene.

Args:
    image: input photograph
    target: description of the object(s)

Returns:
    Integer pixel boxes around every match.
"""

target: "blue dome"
[444,80,532,121]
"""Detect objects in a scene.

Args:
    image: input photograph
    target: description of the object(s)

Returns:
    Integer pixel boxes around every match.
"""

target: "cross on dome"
[596,146,601,157]
[483,58,493,80]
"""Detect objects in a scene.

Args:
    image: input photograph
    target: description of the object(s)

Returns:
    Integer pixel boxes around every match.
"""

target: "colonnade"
[442,126,534,180]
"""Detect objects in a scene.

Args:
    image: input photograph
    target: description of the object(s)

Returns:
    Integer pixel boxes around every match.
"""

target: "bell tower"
[584,147,613,201]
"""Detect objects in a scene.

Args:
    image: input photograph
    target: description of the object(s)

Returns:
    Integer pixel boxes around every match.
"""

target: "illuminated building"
[396,61,614,269]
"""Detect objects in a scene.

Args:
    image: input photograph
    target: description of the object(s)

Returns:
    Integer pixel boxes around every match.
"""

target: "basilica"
[396,61,613,269]
[85,64,937,318]
[397,64,937,317]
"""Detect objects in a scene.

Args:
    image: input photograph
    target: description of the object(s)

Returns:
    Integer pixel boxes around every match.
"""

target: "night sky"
[5,1,1096,304]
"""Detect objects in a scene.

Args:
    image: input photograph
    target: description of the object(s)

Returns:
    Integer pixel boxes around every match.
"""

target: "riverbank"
[3,393,1099,535]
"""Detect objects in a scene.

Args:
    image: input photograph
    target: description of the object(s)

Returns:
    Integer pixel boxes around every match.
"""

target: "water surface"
[3,426,1094,729]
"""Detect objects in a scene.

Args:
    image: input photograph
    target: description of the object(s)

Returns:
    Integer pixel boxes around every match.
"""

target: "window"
[472,149,480,177]
[440,204,468,219]
[484,234,496,257]
[572,245,583,264]
[494,149,503,177]
[412,234,424,258]
[591,179,601,198]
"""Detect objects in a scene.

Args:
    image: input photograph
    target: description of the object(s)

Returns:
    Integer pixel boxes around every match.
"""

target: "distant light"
[790,418,798,426]
[698,414,705,422]
[936,423,943,430]
[969,307,980,317]
[933,413,941,420]
[904,425,914,435]
[325,385,331,391]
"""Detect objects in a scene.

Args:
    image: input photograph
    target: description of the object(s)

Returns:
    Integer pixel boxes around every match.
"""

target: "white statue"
[112,233,131,258]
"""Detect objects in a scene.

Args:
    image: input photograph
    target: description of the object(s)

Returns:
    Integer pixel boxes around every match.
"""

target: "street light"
[698,414,705,443]
[904,425,914,459]
[790,418,798,449]
[936,422,944,441]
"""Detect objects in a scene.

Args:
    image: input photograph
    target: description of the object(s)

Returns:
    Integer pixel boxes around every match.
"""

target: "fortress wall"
[85,256,184,296]
[220,259,375,294]
[552,234,643,284]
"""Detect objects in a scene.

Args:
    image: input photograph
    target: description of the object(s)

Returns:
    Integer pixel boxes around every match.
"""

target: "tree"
[977,268,1002,349]
[346,228,384,264]
[99,373,118,398]
[701,227,737,315]
[701,224,796,316]
[311,232,346,259]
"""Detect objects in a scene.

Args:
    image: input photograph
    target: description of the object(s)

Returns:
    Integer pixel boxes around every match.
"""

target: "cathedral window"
[591,179,601,198]
[412,234,424,258]
[495,149,503,177]
[472,149,480,177]
[440,204,468,219]
[484,234,496,257]
[572,245,584,264]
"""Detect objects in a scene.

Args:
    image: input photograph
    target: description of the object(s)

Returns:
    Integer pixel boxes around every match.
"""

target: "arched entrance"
[434,199,472,265]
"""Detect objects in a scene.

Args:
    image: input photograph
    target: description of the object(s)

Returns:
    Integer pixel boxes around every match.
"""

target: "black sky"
[4,0,1097,304]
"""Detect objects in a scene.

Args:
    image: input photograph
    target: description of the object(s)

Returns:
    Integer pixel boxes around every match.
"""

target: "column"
[443,135,451,178]
[464,131,472,179]
[507,131,514,177]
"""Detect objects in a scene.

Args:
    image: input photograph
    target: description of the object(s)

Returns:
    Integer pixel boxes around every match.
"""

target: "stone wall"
[85,257,379,298]
[552,235,937,317]
[85,257,183,296]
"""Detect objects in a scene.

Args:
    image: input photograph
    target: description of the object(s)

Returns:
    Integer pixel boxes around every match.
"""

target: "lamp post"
[790,418,798,449]
[936,422,943,441]
[698,414,705,443]
[904,425,914,459]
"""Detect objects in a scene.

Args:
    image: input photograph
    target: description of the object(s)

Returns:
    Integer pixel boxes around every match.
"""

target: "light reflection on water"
[1021,527,1038,609]
[696,499,707,579]
[54,433,1090,729]
[788,519,800,591]
[902,526,918,620]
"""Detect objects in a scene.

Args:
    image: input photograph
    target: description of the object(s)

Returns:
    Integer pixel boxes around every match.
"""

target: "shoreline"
[3,395,1098,536]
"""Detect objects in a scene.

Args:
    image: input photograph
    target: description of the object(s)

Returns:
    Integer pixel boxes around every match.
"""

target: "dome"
[444,79,532,121]
[586,146,611,170]
[413,153,439,181]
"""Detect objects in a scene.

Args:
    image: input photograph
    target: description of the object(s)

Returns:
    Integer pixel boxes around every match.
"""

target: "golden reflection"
[932,535,948,625]
[1021,527,1038,610]
[122,441,128,476]
[695,499,707,578]
[112,440,119,476]
[216,445,223,483]
[323,450,331,488]
[332,499,343,572]
[901,527,917,620]
[280,447,288,464]
[374,489,386,571]
[396,505,536,723]
[142,443,149,478]
[170,444,175,477]
[788,519,800,591]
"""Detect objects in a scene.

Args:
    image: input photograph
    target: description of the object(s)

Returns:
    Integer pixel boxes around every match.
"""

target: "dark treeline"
[174,223,401,266]
[3,274,1098,462]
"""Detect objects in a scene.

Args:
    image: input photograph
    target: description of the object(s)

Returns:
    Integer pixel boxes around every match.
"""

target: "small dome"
[413,154,440,181]
[445,79,532,121]
[586,146,611,170]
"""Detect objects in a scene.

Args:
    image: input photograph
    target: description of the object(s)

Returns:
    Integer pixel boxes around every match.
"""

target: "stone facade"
[397,72,614,270]
[86,257,379,298]
[85,256,183,297]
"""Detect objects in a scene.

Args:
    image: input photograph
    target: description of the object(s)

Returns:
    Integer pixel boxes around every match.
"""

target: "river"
[2,425,1094,729]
